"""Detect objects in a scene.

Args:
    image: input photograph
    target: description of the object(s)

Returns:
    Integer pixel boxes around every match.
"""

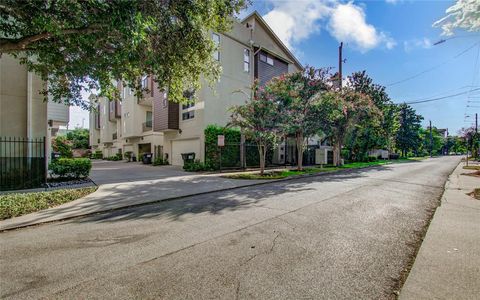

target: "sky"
[70,0,480,135]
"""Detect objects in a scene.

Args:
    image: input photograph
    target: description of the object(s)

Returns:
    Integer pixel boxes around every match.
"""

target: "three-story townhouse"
[90,11,302,166]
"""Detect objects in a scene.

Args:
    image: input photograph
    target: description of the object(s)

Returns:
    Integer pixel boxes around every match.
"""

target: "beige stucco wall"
[0,55,48,138]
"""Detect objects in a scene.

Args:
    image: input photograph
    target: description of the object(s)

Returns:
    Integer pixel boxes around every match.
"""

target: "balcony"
[137,96,153,107]
[142,121,152,132]
[112,132,118,140]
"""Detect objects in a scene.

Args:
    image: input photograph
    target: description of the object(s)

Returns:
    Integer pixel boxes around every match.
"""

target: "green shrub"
[153,156,169,166]
[104,153,122,161]
[367,156,378,162]
[0,187,97,220]
[183,159,210,172]
[52,136,73,158]
[204,125,241,170]
[49,158,92,178]
[91,150,103,159]
[124,151,133,162]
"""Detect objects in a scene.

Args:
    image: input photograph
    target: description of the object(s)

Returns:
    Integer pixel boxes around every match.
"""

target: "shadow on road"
[72,165,392,225]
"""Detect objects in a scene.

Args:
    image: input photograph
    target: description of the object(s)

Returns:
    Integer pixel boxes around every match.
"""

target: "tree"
[268,67,331,170]
[433,0,480,36]
[0,0,246,108]
[346,71,393,161]
[395,104,423,157]
[229,82,280,175]
[66,128,89,149]
[52,135,73,158]
[418,127,445,156]
[320,87,379,166]
[459,126,479,158]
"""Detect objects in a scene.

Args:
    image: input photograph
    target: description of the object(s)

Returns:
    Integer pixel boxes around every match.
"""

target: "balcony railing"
[112,132,118,140]
[142,121,153,132]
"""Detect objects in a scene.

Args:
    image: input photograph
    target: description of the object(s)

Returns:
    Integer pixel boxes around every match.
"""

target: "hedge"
[49,158,92,178]
[204,124,241,170]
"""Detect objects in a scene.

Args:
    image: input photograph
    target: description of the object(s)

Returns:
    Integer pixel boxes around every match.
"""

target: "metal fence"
[208,142,321,171]
[0,137,47,191]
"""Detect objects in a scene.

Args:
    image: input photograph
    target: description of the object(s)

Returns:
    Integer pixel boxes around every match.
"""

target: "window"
[212,33,220,61]
[123,86,128,98]
[146,111,153,127]
[267,56,274,66]
[182,89,195,110]
[182,111,195,120]
[146,111,152,123]
[182,102,194,110]
[244,49,250,72]
[141,75,148,89]
[260,53,267,63]
[259,53,274,66]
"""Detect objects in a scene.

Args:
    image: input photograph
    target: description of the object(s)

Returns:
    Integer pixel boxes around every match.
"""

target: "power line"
[385,41,480,87]
[404,88,480,104]
[398,85,479,101]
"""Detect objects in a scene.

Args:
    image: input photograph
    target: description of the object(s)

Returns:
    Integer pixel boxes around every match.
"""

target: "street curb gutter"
[0,162,403,232]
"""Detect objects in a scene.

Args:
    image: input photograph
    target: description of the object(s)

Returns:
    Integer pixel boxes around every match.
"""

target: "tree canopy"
[0,0,246,108]
[268,67,331,169]
[433,0,480,36]
[395,104,423,157]
[229,81,281,174]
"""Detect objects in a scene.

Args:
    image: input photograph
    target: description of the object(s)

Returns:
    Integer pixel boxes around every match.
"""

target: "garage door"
[171,139,200,166]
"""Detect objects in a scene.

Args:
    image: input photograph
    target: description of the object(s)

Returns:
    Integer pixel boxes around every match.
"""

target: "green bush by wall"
[49,158,92,178]
[204,125,241,170]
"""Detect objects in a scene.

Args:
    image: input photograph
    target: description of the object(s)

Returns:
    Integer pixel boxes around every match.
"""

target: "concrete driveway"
[89,160,189,185]
[0,157,461,299]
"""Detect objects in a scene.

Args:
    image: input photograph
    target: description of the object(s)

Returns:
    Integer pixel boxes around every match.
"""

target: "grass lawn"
[463,165,480,171]
[225,160,395,180]
[0,187,97,220]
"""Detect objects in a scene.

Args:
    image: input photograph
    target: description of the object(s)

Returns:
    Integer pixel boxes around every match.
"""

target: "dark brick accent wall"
[254,50,289,85]
[152,82,179,131]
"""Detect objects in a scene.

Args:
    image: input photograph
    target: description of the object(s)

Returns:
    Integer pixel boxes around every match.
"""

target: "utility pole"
[476,113,478,159]
[429,120,433,157]
[338,42,343,89]
[476,113,478,134]
[446,128,449,155]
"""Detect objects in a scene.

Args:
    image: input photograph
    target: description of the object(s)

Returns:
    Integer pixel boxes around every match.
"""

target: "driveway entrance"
[89,160,188,185]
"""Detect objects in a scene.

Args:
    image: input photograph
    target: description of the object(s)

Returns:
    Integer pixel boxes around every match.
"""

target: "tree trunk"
[258,144,265,175]
[296,131,304,171]
[333,140,342,166]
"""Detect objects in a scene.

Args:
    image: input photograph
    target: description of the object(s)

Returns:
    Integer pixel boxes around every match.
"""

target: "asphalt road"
[0,156,460,299]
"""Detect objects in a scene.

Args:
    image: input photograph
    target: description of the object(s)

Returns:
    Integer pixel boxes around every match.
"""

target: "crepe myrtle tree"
[268,67,332,170]
[346,71,395,160]
[229,82,281,175]
[320,86,380,166]
[0,0,246,108]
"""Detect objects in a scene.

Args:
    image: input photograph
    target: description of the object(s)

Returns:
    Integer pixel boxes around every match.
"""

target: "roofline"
[241,11,303,70]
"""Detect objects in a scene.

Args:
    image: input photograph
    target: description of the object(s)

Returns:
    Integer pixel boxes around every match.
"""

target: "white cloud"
[263,0,331,50]
[328,3,396,52]
[403,38,433,52]
[261,1,395,53]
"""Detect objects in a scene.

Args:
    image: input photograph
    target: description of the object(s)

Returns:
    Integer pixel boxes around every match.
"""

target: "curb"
[0,162,403,232]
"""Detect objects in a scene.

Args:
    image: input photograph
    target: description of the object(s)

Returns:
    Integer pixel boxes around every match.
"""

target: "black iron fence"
[0,137,47,191]
[207,142,322,171]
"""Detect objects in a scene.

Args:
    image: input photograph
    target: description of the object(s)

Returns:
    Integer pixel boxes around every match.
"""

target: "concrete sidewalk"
[400,161,480,299]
